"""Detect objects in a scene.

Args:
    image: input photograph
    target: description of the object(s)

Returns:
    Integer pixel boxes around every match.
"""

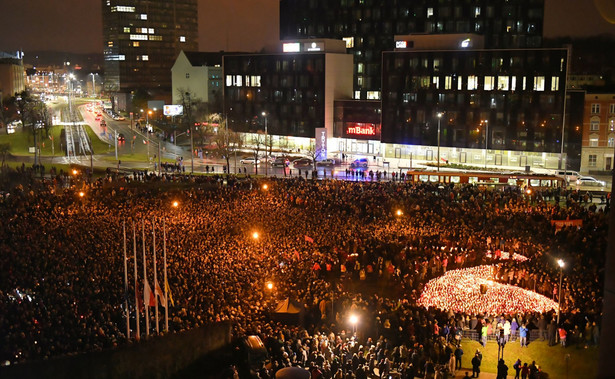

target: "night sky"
[0,0,612,54]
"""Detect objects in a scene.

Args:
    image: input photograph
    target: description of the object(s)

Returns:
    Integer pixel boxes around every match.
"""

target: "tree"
[306,140,319,171]
[212,118,242,174]
[0,143,10,167]
[14,90,50,165]
[250,133,266,175]
[0,96,16,134]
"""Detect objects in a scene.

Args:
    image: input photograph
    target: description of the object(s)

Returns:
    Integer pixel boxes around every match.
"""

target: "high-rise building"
[280,0,544,100]
[102,0,198,94]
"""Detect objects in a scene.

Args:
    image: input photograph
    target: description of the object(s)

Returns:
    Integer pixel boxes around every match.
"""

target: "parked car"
[292,158,313,168]
[272,157,290,167]
[576,176,606,187]
[316,158,337,167]
[240,157,260,165]
[554,170,580,183]
[113,115,125,121]
[350,158,369,169]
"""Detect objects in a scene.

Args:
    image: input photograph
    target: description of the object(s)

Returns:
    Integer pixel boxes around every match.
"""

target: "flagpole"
[163,218,169,333]
[123,221,130,339]
[133,221,140,340]
[153,217,159,334]
[143,219,149,337]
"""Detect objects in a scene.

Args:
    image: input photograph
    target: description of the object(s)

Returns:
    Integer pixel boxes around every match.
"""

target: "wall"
[0,322,231,379]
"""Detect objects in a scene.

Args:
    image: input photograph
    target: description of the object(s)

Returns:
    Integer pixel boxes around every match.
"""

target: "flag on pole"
[165,279,174,307]
[304,235,314,243]
[155,279,166,306]
[144,279,156,307]
[136,285,144,312]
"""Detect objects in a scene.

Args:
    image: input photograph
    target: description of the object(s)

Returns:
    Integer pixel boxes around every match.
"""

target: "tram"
[403,169,566,190]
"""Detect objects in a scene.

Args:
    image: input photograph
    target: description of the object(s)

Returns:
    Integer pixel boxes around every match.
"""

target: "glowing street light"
[72,169,78,176]
[396,209,403,217]
[349,314,359,334]
[437,112,442,172]
[252,231,260,240]
[172,201,179,208]
[262,184,268,191]
[78,191,85,198]
[266,281,274,291]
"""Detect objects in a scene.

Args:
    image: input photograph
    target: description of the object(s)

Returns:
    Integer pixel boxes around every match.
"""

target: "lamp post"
[262,111,268,177]
[557,259,565,324]
[484,119,489,169]
[437,112,442,172]
[349,314,359,335]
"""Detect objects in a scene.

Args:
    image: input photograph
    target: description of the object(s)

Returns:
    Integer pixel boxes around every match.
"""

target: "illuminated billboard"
[163,105,184,116]
[343,123,381,140]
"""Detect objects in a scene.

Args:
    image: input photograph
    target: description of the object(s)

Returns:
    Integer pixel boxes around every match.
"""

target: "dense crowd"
[0,170,609,378]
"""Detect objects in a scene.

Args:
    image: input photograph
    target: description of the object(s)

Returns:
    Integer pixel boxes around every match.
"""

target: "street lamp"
[396,209,403,217]
[484,119,489,169]
[172,200,179,208]
[262,111,268,177]
[266,281,274,291]
[252,231,259,240]
[349,314,359,334]
[437,112,442,172]
[557,259,565,324]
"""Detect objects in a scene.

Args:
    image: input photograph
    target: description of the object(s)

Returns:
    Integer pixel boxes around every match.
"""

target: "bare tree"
[212,117,242,174]
[251,133,266,175]
[306,140,319,171]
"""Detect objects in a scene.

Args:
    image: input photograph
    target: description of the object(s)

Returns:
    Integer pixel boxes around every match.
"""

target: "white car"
[576,176,606,187]
[240,157,260,165]
[316,158,337,167]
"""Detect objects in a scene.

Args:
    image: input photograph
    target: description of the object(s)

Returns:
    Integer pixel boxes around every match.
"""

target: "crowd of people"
[0,168,609,378]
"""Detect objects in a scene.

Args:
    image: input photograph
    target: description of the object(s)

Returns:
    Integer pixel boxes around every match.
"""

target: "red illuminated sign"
[346,124,376,136]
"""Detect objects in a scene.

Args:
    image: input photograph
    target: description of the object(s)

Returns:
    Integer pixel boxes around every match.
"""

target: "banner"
[551,219,582,231]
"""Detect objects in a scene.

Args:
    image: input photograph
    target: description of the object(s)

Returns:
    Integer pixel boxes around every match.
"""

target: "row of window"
[590,103,615,114]
[588,135,615,147]
[589,117,615,131]
[381,75,560,92]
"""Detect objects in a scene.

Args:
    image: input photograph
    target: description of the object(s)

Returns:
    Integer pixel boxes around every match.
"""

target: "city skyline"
[0,0,613,55]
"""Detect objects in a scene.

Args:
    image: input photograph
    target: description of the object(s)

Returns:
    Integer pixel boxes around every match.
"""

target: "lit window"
[148,28,154,34]
[358,76,364,87]
[367,91,380,100]
[123,27,131,33]
[140,14,147,20]
[186,73,190,79]
[427,7,434,17]
[235,75,242,87]
[432,76,440,89]
[142,55,149,61]
[474,7,481,17]
[130,34,148,41]
[357,63,364,74]
[522,77,527,90]
[498,76,509,90]
[467,75,478,90]
[354,91,361,99]
[445,76,452,90]
[343,37,354,48]
[533,76,545,91]
[589,137,599,147]
[133,41,140,47]
[591,103,600,114]
[119,55,125,61]
[107,41,114,47]
[551,77,559,91]
[458,77,463,91]
[112,6,135,12]
[511,76,517,91]
[609,118,615,131]
[590,118,600,131]
[608,135,615,147]
[180,36,186,43]
[149,35,162,41]
[250,75,261,87]
[226,75,233,86]
[610,104,615,114]
[484,76,495,91]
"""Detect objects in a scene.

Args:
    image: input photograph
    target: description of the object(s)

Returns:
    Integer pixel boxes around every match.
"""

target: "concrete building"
[0,51,25,100]
[171,51,223,107]
[580,93,615,174]
[223,39,353,154]
[102,0,198,94]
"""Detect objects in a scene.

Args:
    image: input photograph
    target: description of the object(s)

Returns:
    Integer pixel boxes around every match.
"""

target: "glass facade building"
[102,0,198,93]
[381,48,568,154]
[280,0,544,100]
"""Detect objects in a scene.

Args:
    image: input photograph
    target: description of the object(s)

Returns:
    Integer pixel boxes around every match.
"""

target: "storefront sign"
[344,123,380,140]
